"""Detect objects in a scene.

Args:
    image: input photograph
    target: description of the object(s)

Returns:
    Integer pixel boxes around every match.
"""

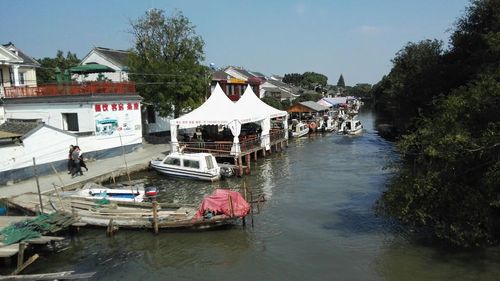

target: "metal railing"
[3,82,136,98]
[179,129,287,156]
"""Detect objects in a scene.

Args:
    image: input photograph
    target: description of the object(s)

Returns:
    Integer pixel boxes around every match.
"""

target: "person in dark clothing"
[74,146,88,171]
[71,146,83,177]
[67,145,74,174]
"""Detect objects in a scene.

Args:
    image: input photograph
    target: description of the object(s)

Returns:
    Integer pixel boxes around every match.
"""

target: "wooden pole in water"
[32,158,44,213]
[249,191,254,228]
[152,201,159,235]
[118,133,132,184]
[228,195,234,217]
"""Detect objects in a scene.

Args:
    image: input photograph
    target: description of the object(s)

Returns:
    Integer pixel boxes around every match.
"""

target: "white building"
[0,43,40,124]
[79,46,171,135]
[1,81,143,183]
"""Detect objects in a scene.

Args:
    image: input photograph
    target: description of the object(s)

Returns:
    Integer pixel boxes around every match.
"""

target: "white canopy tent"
[170,84,265,155]
[235,86,289,150]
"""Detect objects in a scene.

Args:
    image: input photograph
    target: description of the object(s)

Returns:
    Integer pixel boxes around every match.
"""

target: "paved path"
[0,143,170,199]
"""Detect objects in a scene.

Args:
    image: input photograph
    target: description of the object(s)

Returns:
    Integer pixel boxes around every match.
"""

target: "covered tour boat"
[150,152,221,181]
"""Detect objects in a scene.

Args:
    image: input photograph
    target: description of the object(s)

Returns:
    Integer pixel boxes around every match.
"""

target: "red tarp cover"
[195,189,250,219]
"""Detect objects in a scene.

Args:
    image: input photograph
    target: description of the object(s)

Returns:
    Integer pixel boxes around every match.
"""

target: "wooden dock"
[180,129,288,176]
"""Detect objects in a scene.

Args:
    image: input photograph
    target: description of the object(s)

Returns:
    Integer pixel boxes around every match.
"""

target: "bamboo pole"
[118,133,134,200]
[12,253,39,275]
[32,158,44,213]
[152,201,159,235]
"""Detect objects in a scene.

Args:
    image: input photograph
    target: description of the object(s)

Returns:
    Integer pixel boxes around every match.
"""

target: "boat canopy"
[194,189,250,219]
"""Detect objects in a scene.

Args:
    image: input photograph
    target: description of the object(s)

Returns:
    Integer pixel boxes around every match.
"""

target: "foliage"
[302,72,328,90]
[261,96,284,110]
[283,71,328,90]
[293,92,323,104]
[128,9,207,118]
[376,0,500,247]
[373,39,445,134]
[336,74,345,88]
[283,73,303,86]
[36,50,79,84]
[378,75,500,247]
[346,83,372,99]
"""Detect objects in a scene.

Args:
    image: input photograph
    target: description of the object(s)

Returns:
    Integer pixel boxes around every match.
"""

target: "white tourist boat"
[339,118,363,135]
[318,113,338,132]
[289,120,310,138]
[150,152,221,181]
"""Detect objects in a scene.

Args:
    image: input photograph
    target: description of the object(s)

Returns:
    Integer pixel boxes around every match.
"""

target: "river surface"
[10,110,500,280]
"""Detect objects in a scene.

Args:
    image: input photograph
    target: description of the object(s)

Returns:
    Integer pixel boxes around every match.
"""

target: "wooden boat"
[150,152,221,181]
[6,189,250,230]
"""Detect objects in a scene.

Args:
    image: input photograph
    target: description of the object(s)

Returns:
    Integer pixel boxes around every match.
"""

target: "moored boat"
[339,118,363,135]
[59,182,158,203]
[289,119,309,138]
[150,152,221,181]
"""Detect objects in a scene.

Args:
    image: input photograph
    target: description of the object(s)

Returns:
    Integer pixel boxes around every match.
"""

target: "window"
[205,156,214,169]
[165,157,180,166]
[183,159,200,169]
[62,113,79,131]
[0,69,3,86]
[19,72,25,85]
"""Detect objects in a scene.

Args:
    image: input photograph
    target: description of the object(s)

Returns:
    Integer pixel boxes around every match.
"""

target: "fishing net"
[0,212,74,245]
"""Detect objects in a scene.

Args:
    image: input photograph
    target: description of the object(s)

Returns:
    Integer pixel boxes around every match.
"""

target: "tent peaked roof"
[236,86,287,118]
[172,83,263,129]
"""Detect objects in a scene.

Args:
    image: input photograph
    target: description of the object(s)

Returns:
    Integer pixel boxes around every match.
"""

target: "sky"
[1,0,471,85]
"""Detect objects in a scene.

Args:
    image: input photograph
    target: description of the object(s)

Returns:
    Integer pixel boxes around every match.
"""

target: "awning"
[70,63,116,74]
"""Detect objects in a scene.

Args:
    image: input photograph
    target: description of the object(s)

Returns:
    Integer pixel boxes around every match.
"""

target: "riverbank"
[0,142,169,199]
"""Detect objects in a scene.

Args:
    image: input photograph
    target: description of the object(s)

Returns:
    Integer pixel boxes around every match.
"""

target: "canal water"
[13,110,500,280]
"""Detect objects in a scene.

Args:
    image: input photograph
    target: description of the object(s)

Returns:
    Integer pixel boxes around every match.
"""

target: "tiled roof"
[299,101,329,112]
[0,120,42,137]
[2,42,40,67]
[94,47,130,67]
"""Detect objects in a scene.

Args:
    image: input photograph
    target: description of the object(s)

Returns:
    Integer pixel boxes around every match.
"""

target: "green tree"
[261,96,283,110]
[378,74,500,247]
[336,74,345,88]
[283,73,303,86]
[376,0,500,247]
[36,50,79,84]
[128,9,207,118]
[293,92,323,104]
[373,39,444,134]
[302,72,328,90]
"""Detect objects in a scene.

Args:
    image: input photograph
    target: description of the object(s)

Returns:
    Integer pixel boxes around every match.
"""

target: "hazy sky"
[1,0,470,85]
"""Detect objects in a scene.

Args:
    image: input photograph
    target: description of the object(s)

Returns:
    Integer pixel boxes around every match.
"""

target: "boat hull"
[150,162,220,182]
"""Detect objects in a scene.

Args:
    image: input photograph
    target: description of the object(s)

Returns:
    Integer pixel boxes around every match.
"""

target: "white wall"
[5,103,96,132]
[79,52,127,82]
[0,126,76,172]
[147,113,171,134]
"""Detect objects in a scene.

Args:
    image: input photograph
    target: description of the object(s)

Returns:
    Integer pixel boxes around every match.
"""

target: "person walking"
[67,145,74,174]
[75,146,88,171]
[71,146,83,177]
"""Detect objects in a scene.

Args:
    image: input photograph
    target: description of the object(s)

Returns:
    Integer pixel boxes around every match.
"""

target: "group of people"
[67,145,88,178]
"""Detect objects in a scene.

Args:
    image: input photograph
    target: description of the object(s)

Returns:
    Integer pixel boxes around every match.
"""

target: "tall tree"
[36,50,79,84]
[128,9,207,118]
[282,73,303,86]
[376,0,500,247]
[336,74,345,88]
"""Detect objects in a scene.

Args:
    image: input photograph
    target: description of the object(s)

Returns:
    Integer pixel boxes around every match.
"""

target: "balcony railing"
[178,129,287,156]
[3,82,136,98]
